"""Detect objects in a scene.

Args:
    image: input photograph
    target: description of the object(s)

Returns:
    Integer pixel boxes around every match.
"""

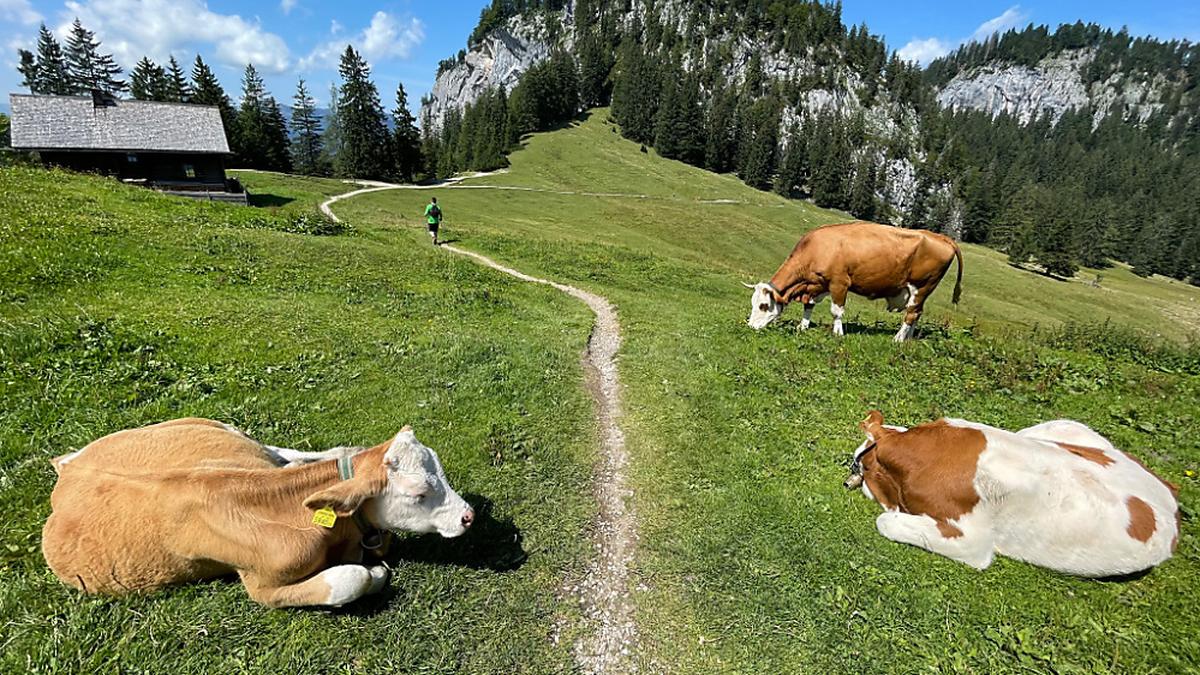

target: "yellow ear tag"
[312,507,337,528]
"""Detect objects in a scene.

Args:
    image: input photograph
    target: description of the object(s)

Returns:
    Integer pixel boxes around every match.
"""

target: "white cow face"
[368,429,474,538]
[746,282,784,330]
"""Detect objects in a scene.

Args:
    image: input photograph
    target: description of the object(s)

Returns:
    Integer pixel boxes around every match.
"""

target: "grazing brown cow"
[745,222,963,341]
[42,418,474,607]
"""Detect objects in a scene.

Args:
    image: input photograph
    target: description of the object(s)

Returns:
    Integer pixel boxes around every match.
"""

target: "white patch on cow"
[800,304,813,330]
[321,564,389,606]
[56,449,84,467]
[875,509,996,570]
[368,429,474,538]
[905,283,919,308]
[893,323,913,342]
[746,283,784,330]
[831,303,845,336]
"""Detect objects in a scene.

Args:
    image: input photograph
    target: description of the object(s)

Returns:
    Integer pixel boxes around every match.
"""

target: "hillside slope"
[323,112,1200,673]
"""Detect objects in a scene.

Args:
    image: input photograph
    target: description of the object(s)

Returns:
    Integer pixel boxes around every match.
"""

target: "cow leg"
[800,303,815,330]
[801,292,829,331]
[829,286,848,336]
[875,511,995,570]
[240,564,391,608]
[894,285,924,342]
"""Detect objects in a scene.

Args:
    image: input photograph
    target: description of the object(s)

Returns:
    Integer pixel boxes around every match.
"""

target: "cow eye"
[758,303,769,312]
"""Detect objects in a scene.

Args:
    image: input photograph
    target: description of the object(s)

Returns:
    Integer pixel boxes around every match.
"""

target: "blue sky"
[3,1,1198,114]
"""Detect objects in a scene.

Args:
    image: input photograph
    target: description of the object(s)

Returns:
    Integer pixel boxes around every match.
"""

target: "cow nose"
[461,508,475,529]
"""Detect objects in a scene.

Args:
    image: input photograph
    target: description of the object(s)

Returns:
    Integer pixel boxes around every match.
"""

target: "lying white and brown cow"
[846,411,1180,577]
[746,221,963,341]
[42,418,474,607]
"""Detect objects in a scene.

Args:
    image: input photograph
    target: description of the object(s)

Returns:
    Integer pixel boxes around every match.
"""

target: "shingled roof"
[9,93,230,154]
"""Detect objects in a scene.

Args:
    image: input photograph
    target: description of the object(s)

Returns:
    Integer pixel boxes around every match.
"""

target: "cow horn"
[742,282,757,289]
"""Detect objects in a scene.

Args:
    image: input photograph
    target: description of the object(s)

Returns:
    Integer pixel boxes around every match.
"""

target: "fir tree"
[737,97,781,191]
[32,24,72,95]
[17,49,37,92]
[322,84,344,171]
[391,82,423,182]
[64,18,125,93]
[611,35,659,144]
[849,152,879,221]
[334,46,392,180]
[163,56,191,102]
[232,64,289,170]
[129,57,167,101]
[290,78,326,176]
[704,85,739,174]
[773,123,808,197]
[190,56,236,143]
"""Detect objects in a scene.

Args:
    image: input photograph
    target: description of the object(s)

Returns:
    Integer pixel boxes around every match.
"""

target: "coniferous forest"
[8,5,1200,285]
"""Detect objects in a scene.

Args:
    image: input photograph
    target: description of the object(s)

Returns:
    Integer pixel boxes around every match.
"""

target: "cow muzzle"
[844,473,863,490]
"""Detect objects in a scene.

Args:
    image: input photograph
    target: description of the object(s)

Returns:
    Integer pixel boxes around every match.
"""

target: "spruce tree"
[577,33,613,108]
[33,24,72,95]
[391,82,423,182]
[334,46,392,180]
[190,56,236,144]
[774,123,808,197]
[849,152,879,221]
[64,18,125,93]
[262,96,293,172]
[130,57,167,101]
[17,49,37,92]
[737,97,781,191]
[290,78,326,176]
[164,56,192,102]
[611,35,659,144]
[704,85,739,173]
[322,84,344,170]
[232,63,269,168]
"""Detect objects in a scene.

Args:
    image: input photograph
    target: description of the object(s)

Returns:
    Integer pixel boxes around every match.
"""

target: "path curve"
[322,178,638,674]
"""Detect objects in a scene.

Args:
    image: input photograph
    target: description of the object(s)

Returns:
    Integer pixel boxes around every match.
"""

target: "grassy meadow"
[316,110,1200,673]
[0,166,596,672]
[0,104,1197,674]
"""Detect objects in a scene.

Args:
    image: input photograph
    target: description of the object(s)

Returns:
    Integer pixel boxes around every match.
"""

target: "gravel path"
[322,178,639,674]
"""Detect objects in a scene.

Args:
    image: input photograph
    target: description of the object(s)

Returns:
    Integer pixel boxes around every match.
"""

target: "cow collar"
[766,280,790,305]
[337,456,388,553]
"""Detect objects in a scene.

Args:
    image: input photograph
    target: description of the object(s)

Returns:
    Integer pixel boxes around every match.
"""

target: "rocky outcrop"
[421,19,552,129]
[936,50,1167,125]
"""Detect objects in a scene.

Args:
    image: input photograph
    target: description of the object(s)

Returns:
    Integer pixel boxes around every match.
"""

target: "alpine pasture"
[2,109,1198,673]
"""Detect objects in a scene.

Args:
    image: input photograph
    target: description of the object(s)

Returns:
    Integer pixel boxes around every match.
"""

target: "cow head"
[845,411,908,492]
[744,282,785,329]
[304,427,474,538]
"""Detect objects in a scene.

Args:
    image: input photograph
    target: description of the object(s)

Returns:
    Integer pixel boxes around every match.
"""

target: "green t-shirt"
[424,202,442,225]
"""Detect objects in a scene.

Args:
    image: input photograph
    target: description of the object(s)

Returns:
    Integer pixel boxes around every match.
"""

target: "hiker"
[424,197,443,245]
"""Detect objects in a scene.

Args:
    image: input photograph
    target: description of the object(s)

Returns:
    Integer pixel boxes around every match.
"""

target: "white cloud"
[970,6,1029,42]
[59,0,292,73]
[898,6,1030,66]
[300,11,424,71]
[897,37,951,65]
[0,0,42,25]
[280,0,297,15]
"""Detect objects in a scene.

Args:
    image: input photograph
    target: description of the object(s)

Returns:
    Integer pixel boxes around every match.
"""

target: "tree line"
[14,19,422,182]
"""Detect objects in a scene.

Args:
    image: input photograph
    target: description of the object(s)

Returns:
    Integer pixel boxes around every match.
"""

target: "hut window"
[183,164,196,178]
[126,153,137,163]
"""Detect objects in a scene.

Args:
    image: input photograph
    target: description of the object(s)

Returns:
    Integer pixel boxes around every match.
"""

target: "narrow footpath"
[322,178,638,674]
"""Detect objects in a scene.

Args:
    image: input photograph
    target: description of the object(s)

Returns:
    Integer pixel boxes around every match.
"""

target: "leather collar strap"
[336,455,386,552]
[766,280,790,304]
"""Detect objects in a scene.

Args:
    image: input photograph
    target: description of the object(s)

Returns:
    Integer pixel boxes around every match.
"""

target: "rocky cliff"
[935,49,1173,126]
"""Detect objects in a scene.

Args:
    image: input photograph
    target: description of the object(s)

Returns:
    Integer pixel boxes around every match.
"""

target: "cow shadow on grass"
[387,494,527,572]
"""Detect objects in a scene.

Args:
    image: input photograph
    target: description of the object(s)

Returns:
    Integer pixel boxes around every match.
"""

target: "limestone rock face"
[422,19,551,130]
[936,50,1167,125]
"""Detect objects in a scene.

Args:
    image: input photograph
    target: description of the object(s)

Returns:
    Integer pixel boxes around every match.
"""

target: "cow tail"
[951,242,964,305]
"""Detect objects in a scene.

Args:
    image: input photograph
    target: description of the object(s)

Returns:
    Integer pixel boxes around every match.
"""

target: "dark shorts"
[427,221,439,232]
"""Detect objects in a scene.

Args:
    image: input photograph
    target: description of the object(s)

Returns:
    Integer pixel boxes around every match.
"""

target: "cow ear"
[860,410,886,441]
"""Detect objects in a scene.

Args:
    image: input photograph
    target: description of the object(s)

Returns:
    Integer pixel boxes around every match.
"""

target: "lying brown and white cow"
[846,411,1180,577]
[746,222,963,341]
[42,418,474,607]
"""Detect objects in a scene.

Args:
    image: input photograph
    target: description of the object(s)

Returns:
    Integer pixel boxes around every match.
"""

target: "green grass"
[0,166,597,672]
[308,110,1200,673]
